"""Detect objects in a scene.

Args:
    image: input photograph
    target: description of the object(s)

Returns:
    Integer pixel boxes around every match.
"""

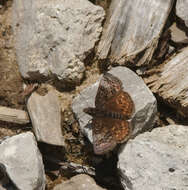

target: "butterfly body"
[84,73,134,155]
[84,107,127,120]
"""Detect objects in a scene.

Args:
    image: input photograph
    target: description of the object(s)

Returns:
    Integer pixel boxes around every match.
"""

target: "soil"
[0,1,25,139]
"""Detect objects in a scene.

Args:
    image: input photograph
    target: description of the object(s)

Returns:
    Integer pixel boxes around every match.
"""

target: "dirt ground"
[0,1,26,140]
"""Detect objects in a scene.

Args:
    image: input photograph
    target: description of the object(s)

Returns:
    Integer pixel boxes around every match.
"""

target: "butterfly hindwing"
[92,117,117,155]
[92,117,131,154]
[110,119,132,143]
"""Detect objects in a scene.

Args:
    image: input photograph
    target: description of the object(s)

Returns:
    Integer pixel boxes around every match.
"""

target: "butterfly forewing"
[103,91,135,119]
[95,73,123,108]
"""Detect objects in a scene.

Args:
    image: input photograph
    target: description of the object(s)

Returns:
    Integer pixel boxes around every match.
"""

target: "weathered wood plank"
[97,0,174,66]
[145,47,188,117]
[0,106,30,124]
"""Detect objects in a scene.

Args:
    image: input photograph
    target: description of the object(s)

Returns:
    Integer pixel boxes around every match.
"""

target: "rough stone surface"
[0,132,45,190]
[146,46,188,117]
[97,0,173,66]
[176,0,188,27]
[27,90,64,146]
[72,66,157,144]
[53,174,106,190]
[170,23,188,44]
[118,125,188,190]
[12,0,105,84]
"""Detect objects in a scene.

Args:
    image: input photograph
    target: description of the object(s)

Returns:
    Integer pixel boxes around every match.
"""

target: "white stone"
[118,125,188,190]
[12,0,105,84]
[72,66,157,146]
[0,132,45,190]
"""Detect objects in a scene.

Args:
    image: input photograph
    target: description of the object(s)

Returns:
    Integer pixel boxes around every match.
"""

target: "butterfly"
[83,73,135,155]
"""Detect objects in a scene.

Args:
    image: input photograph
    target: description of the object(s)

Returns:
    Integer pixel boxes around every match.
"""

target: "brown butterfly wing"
[92,117,132,154]
[95,73,122,108]
[95,73,134,118]
[104,91,135,119]
[92,117,117,155]
[86,73,134,154]
[110,119,132,143]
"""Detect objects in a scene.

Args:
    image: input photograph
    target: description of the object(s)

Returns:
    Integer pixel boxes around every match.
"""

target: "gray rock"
[170,23,188,44]
[97,0,173,66]
[0,132,45,190]
[53,174,106,190]
[176,0,188,27]
[12,0,105,84]
[27,90,64,146]
[72,66,157,146]
[118,125,188,190]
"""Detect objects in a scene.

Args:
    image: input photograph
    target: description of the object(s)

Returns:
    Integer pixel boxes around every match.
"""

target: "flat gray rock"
[53,174,106,190]
[176,0,188,27]
[0,132,45,190]
[72,66,157,147]
[12,0,105,84]
[118,125,188,190]
[27,90,64,146]
[97,0,173,66]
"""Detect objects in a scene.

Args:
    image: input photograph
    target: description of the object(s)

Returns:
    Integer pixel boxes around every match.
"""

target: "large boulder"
[12,0,105,85]
[118,125,188,190]
[72,66,157,151]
